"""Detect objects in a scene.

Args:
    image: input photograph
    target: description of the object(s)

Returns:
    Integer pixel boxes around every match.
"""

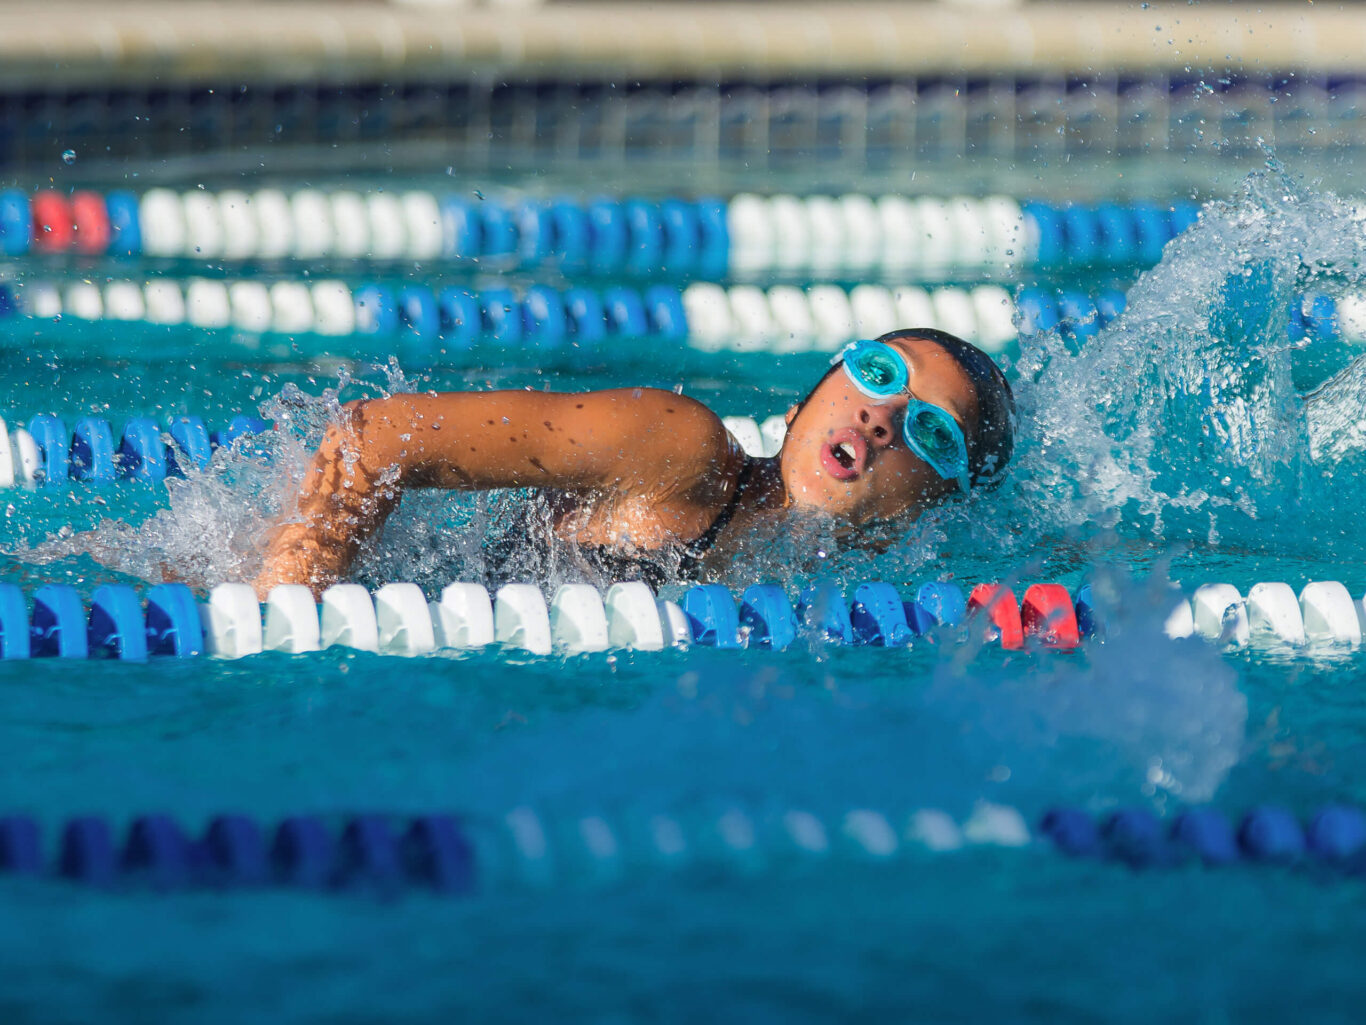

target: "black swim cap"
[874,328,1016,488]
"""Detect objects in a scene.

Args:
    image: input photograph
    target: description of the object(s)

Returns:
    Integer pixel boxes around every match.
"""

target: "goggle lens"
[846,344,907,396]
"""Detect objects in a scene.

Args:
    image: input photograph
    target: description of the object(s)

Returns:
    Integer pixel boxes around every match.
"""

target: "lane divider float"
[2,187,1203,278]
[0,579,1086,661]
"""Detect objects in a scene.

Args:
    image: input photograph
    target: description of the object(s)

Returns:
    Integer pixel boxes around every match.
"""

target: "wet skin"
[253,335,982,597]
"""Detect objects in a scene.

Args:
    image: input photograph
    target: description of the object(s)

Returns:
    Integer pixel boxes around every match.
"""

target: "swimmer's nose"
[856,403,898,448]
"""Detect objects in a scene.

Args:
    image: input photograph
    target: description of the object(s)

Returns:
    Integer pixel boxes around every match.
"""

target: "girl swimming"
[253,328,1016,597]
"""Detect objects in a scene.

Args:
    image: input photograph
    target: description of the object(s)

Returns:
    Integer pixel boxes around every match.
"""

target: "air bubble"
[61,149,76,165]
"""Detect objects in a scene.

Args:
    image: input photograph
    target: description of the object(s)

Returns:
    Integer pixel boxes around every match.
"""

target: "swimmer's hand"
[254,389,740,598]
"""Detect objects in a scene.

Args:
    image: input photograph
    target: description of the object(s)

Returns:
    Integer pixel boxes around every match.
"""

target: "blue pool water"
[4,162,1366,1021]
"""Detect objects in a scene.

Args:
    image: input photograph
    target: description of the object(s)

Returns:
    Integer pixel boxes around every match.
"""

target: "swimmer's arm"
[254,389,736,595]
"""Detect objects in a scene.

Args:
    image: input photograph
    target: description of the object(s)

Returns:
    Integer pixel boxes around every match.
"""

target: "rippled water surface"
[3,166,1366,1022]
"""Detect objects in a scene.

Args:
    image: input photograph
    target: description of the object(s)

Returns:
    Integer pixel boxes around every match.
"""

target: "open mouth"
[820,429,867,481]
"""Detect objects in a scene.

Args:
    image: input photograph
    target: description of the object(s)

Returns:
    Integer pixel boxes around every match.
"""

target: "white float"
[1300,580,1361,645]
[311,281,356,336]
[603,582,664,651]
[144,280,186,325]
[971,284,1017,352]
[548,584,610,654]
[769,194,810,274]
[1191,583,1249,646]
[849,284,898,340]
[1246,581,1306,645]
[365,192,407,261]
[138,188,186,257]
[657,599,692,647]
[201,582,264,659]
[760,415,788,457]
[721,416,764,458]
[726,193,774,275]
[807,285,855,350]
[0,419,15,488]
[374,582,436,656]
[930,286,979,343]
[1163,598,1195,639]
[217,190,259,260]
[263,584,321,654]
[680,283,732,352]
[329,191,370,259]
[9,428,38,486]
[184,279,231,330]
[319,583,380,652]
[805,195,844,275]
[430,582,495,648]
[726,285,777,351]
[402,191,444,261]
[228,281,272,333]
[182,190,225,258]
[269,281,315,334]
[63,282,103,321]
[103,281,146,321]
[876,195,919,274]
[251,189,294,259]
[493,583,552,655]
[837,194,882,275]
[765,285,816,352]
[893,285,936,329]
[289,190,333,259]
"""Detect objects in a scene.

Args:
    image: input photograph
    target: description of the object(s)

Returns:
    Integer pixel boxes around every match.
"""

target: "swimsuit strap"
[683,457,755,560]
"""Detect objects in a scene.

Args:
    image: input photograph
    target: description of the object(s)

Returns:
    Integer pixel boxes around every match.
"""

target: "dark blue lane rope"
[1,805,1363,896]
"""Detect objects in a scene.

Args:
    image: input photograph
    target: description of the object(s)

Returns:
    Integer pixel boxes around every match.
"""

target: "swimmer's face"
[779,336,980,523]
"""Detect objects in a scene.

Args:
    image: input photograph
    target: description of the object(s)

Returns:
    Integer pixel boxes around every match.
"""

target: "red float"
[30,190,73,251]
[70,191,111,254]
[1021,583,1081,650]
[967,583,1023,650]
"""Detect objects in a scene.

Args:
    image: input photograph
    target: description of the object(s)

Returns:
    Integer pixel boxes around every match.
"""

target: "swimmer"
[253,328,1015,597]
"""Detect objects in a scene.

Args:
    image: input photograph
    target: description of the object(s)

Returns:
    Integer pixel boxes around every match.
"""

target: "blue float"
[1129,201,1169,265]
[203,815,270,886]
[0,189,31,256]
[587,199,629,275]
[1073,583,1103,640]
[167,415,212,472]
[659,199,700,277]
[645,285,688,343]
[123,815,193,889]
[1238,806,1305,861]
[398,286,441,342]
[695,197,730,279]
[70,418,117,483]
[272,816,336,888]
[1170,807,1239,866]
[796,582,853,644]
[31,584,87,658]
[337,816,404,889]
[437,288,482,350]
[564,288,607,346]
[59,817,117,886]
[682,584,742,648]
[523,286,567,350]
[353,284,399,335]
[1021,202,1064,266]
[624,200,665,276]
[439,197,480,259]
[118,417,168,481]
[88,584,148,661]
[480,287,523,346]
[1094,203,1137,266]
[603,287,649,338]
[1305,806,1366,861]
[1102,808,1168,867]
[849,582,912,646]
[0,816,41,873]
[403,816,475,894]
[27,414,69,486]
[1015,288,1059,335]
[739,584,799,651]
[1039,807,1101,857]
[480,202,518,258]
[549,199,589,273]
[210,415,268,452]
[145,583,204,657]
[104,190,142,256]
[0,583,30,659]
[516,201,556,263]
[911,581,966,633]
[1061,206,1101,266]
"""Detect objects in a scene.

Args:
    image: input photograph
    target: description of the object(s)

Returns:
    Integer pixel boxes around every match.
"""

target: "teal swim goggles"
[836,339,972,494]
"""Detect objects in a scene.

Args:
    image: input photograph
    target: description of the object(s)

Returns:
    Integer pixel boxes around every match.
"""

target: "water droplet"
[473,189,485,201]
[61,149,75,164]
